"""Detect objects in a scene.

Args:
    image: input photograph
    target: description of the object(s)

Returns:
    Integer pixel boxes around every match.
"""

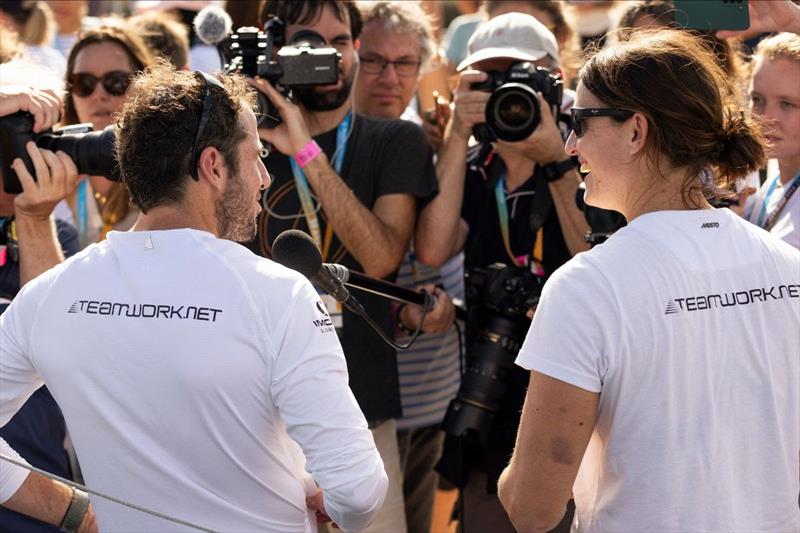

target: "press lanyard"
[76,178,88,245]
[494,173,544,275]
[756,171,800,231]
[289,114,351,261]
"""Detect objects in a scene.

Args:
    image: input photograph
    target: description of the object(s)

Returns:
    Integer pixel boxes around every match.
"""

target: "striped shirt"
[395,252,464,430]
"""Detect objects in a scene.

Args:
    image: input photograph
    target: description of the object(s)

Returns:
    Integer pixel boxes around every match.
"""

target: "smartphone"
[673,0,749,31]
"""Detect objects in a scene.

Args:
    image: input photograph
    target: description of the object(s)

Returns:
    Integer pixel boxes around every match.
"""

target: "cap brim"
[457,47,548,72]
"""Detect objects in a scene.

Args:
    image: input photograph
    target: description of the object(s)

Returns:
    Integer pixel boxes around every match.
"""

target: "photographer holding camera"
[0,85,96,532]
[413,13,590,532]
[248,2,438,530]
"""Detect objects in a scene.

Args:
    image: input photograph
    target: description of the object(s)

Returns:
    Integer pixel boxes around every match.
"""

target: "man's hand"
[400,285,456,334]
[450,71,490,140]
[306,488,337,527]
[12,141,79,221]
[717,0,800,38]
[249,78,313,157]
[0,87,62,133]
[497,92,565,165]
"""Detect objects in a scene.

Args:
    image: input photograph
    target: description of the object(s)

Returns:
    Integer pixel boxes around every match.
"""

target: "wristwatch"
[60,488,90,533]
[540,157,579,182]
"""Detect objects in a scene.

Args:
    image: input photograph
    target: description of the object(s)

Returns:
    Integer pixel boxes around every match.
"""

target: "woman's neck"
[778,156,800,185]
[623,166,712,222]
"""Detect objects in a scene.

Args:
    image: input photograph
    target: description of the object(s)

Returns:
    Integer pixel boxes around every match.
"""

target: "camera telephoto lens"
[36,127,119,181]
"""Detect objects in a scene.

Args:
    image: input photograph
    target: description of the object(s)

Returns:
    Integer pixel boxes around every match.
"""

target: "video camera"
[441,262,543,443]
[472,62,563,143]
[0,112,117,194]
[217,17,341,128]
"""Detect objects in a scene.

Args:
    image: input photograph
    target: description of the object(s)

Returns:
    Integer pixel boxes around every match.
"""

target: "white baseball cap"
[458,13,560,72]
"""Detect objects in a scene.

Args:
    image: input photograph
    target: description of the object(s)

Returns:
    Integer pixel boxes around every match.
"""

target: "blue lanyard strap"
[77,178,88,244]
[760,171,800,230]
[289,113,351,254]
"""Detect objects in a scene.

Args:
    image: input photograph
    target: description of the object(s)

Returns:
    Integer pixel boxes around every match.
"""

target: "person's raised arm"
[12,142,79,285]
[414,71,489,267]
[254,79,416,278]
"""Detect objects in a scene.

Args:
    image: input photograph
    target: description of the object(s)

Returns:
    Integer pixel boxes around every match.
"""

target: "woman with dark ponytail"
[498,29,800,533]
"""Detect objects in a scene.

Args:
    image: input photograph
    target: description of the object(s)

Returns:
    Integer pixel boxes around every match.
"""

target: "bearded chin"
[294,71,354,112]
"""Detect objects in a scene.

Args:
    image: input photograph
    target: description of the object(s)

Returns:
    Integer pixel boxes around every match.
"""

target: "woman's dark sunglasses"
[67,71,133,97]
[570,107,634,138]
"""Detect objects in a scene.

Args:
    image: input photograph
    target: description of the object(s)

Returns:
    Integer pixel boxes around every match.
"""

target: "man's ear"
[629,112,649,157]
[353,37,360,51]
[197,146,226,191]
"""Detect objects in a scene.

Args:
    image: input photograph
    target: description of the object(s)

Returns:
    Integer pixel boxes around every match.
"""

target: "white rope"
[0,453,218,533]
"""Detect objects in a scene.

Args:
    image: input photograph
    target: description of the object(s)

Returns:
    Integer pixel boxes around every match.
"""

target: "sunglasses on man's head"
[67,71,133,97]
[570,107,634,138]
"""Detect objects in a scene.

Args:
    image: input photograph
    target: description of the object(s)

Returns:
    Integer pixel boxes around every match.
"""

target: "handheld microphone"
[193,5,233,46]
[271,230,365,315]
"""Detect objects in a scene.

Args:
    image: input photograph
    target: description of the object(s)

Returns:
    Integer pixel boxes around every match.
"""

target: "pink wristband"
[293,139,322,168]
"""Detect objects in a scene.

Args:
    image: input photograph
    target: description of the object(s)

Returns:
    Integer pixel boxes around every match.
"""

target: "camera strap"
[289,113,351,261]
[494,173,548,276]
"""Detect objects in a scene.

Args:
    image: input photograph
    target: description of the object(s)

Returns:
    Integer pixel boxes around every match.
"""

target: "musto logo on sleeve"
[665,284,799,315]
[67,300,223,322]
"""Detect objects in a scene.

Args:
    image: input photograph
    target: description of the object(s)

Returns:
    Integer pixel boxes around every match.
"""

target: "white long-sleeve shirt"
[0,229,387,532]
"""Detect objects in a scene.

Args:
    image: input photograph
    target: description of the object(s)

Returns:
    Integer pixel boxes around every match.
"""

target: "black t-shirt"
[245,114,437,422]
[459,144,572,486]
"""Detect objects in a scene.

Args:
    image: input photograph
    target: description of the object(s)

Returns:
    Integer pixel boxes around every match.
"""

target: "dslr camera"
[0,112,117,194]
[441,262,543,443]
[219,17,340,128]
[472,62,563,143]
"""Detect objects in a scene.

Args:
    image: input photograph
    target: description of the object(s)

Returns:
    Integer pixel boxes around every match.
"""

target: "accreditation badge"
[318,292,344,336]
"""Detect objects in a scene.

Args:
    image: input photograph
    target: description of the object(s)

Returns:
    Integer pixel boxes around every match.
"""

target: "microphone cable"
[0,453,218,532]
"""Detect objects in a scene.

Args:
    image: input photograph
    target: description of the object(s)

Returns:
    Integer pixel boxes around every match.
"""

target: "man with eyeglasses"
[414,13,590,533]
[248,1,438,531]
[353,3,463,533]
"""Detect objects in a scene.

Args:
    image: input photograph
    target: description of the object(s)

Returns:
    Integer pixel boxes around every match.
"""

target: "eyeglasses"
[359,55,421,77]
[67,71,133,97]
[570,107,634,138]
[190,71,225,181]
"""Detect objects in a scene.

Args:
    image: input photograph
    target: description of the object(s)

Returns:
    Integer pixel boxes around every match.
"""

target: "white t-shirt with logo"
[0,229,387,532]
[516,208,800,532]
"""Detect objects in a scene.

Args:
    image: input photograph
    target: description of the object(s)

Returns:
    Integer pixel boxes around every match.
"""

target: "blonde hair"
[753,32,800,63]
[3,0,56,47]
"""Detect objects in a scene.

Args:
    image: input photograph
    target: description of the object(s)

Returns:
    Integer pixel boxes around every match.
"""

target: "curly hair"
[116,63,256,213]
